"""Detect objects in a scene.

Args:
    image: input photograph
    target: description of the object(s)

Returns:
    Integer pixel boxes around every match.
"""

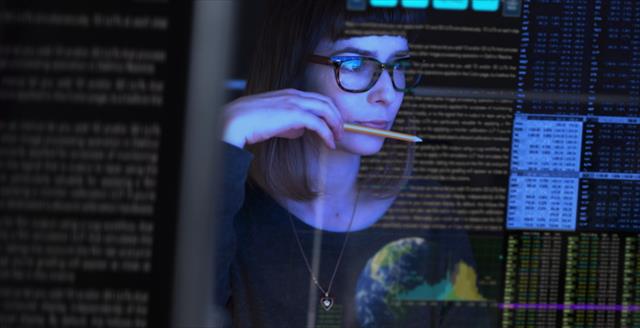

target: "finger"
[287,90,344,129]
[258,89,340,119]
[294,111,336,149]
[287,96,343,140]
[252,88,304,100]
[251,89,344,140]
[266,89,344,138]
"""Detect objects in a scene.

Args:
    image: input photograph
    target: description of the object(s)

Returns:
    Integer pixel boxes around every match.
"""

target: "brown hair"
[245,0,424,201]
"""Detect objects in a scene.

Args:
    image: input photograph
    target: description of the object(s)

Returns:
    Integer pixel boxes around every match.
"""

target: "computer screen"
[0,1,215,327]
[224,0,639,327]
[1,0,638,327]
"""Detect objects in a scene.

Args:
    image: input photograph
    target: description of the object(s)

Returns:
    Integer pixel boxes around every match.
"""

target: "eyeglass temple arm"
[308,55,333,66]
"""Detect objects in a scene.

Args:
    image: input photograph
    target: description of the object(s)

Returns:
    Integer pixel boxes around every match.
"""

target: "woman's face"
[305,35,409,155]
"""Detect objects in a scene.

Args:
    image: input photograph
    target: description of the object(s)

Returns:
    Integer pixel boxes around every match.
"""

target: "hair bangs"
[328,6,427,41]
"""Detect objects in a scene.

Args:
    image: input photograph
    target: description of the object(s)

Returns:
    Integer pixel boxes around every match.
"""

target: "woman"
[217,0,485,326]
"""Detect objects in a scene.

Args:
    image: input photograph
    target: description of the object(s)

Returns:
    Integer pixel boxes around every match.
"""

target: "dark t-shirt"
[215,142,491,327]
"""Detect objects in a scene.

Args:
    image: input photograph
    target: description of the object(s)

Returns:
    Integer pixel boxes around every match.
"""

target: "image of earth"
[355,237,484,327]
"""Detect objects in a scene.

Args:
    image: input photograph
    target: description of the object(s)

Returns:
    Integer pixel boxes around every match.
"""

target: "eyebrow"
[330,47,375,57]
[330,47,411,59]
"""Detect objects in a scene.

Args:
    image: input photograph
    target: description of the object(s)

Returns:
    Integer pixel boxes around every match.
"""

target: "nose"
[367,68,397,106]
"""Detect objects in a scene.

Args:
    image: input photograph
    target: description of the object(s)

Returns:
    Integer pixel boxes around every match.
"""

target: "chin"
[338,134,386,156]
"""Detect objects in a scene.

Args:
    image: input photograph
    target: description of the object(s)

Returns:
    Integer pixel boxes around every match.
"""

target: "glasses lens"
[337,58,377,92]
[393,59,421,90]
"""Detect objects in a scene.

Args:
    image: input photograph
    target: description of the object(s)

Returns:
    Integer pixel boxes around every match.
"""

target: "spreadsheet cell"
[507,176,579,231]
[582,122,640,173]
[577,179,640,232]
[510,117,583,173]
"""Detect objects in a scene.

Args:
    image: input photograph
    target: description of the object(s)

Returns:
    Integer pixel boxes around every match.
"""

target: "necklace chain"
[287,188,361,298]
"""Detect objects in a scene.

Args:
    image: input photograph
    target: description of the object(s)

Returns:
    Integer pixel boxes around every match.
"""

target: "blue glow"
[472,0,499,11]
[433,0,468,10]
[401,0,429,8]
[225,79,247,91]
[341,58,364,71]
[370,0,399,7]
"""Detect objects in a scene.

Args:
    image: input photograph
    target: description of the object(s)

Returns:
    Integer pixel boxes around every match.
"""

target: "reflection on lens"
[339,58,377,91]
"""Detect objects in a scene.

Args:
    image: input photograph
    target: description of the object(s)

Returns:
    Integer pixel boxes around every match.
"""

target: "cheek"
[333,97,366,122]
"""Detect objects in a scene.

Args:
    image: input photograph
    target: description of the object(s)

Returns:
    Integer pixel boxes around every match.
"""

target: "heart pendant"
[320,296,334,311]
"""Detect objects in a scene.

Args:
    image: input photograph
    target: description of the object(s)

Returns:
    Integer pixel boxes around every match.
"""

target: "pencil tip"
[415,137,423,143]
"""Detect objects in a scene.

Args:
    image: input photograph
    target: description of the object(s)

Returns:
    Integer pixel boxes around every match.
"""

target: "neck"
[307,145,361,200]
[284,139,363,232]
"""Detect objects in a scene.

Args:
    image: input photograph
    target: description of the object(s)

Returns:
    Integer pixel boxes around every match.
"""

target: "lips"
[353,120,389,130]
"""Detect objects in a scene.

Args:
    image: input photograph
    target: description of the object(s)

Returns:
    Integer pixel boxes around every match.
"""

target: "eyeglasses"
[308,54,422,93]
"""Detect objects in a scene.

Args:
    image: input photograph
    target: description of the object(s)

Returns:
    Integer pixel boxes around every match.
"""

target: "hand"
[222,89,344,149]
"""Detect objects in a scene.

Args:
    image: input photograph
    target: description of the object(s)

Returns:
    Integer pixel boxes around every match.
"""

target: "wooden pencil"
[343,123,422,143]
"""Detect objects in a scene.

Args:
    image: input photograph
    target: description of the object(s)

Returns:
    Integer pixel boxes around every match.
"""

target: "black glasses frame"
[308,54,421,93]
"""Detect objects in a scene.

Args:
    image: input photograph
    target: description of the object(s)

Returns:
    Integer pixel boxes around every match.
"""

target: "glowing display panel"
[432,0,468,10]
[370,0,399,7]
[402,0,429,9]
[472,0,499,11]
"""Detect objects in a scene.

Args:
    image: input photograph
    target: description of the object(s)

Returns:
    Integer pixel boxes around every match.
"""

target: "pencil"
[343,123,422,143]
